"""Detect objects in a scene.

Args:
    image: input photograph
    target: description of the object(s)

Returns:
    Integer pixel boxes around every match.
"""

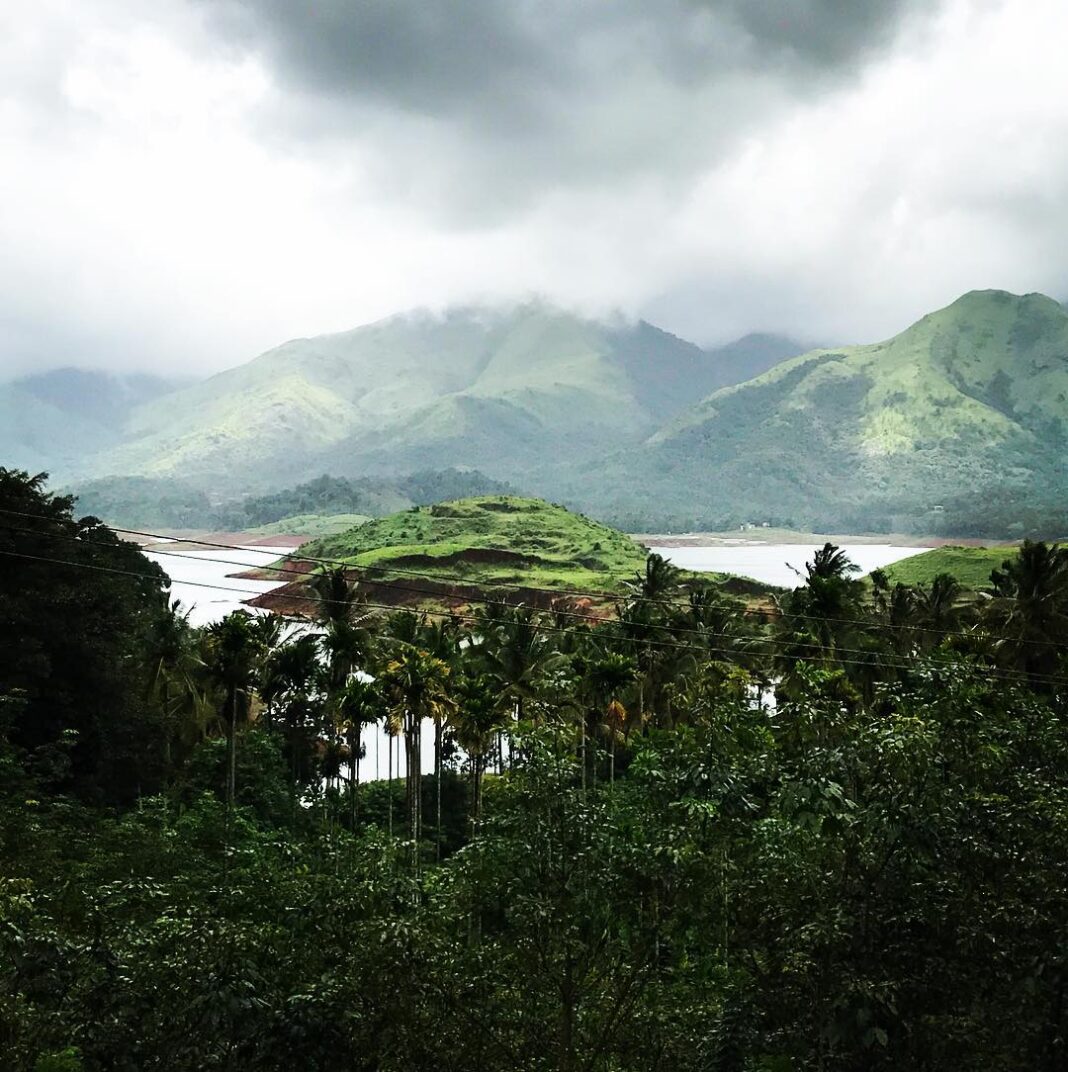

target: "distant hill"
[0,369,187,481]
[570,290,1068,533]
[66,470,513,531]
[78,304,801,489]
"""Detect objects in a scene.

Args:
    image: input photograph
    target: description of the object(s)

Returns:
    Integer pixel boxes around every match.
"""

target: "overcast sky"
[2,0,1067,378]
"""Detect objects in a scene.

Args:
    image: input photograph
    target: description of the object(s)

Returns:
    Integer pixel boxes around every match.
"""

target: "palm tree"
[625,552,682,602]
[271,633,324,802]
[451,672,504,831]
[478,605,565,774]
[146,599,206,785]
[417,615,464,860]
[379,646,454,860]
[204,611,257,814]
[309,566,361,626]
[773,544,873,698]
[578,649,637,787]
[916,572,963,651]
[337,678,386,830]
[985,540,1068,681]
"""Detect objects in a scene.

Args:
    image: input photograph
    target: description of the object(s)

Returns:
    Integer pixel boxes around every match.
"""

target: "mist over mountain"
[5,292,1066,537]
[0,369,190,478]
[55,304,803,490]
[572,290,1068,532]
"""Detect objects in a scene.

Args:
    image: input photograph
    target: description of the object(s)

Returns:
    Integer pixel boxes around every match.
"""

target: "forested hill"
[572,290,1068,533]
[81,304,803,489]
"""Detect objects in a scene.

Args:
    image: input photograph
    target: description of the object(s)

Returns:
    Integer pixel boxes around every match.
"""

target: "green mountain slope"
[875,545,1013,589]
[0,369,185,482]
[572,290,1068,532]
[86,304,793,489]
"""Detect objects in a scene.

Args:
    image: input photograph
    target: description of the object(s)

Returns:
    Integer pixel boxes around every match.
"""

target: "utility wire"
[3,520,992,665]
[3,544,1065,689]
[1,519,1048,672]
[0,505,1035,647]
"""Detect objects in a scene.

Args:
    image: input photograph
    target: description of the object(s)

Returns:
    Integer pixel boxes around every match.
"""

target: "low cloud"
[2,0,1067,379]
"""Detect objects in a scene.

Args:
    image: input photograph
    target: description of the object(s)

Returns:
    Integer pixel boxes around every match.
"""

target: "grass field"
[249,513,373,537]
[877,545,1016,589]
[299,496,650,594]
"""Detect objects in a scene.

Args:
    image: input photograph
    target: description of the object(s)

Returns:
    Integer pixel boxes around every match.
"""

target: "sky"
[2,0,1067,379]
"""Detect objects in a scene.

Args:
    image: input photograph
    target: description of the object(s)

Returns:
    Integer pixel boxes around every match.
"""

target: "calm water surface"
[147,539,927,778]
[648,543,927,588]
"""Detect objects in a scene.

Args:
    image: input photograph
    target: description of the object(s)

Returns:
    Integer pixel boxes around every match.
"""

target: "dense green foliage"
[65,470,513,532]
[4,469,1068,1069]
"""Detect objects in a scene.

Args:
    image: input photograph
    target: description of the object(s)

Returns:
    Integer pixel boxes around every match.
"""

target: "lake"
[647,542,927,588]
[146,538,926,779]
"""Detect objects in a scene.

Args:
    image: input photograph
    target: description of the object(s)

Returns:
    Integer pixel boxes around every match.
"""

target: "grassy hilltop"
[299,495,649,595]
[876,545,1016,590]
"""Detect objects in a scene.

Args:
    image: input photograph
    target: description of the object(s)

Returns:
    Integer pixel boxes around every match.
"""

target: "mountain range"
[2,290,1065,535]
[3,304,802,490]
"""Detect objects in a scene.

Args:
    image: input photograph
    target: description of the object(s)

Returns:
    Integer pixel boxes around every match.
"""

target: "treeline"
[3,468,1068,1070]
[64,469,514,532]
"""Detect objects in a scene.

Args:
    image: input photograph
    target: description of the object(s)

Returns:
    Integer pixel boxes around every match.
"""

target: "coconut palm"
[625,552,682,602]
[985,540,1068,681]
[146,599,206,784]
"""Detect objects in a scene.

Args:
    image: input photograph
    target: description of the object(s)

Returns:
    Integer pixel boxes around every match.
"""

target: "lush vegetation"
[4,468,1068,1068]
[295,496,652,596]
[580,290,1068,535]
[877,544,1013,588]
[64,471,513,532]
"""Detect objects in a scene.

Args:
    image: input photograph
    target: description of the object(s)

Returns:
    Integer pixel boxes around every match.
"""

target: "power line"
[3,544,1065,689]
[1,520,1044,670]
[0,505,1029,646]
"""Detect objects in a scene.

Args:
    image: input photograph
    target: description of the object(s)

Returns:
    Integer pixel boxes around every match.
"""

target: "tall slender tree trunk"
[227,686,237,810]
[580,717,587,796]
[434,714,442,862]
[349,724,359,831]
[388,731,393,838]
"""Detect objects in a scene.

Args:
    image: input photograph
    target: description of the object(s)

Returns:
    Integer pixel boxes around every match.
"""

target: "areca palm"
[337,678,386,830]
[379,646,454,858]
[204,611,257,812]
[451,672,504,830]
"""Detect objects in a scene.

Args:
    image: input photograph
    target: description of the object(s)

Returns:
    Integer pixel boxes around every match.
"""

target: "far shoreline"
[130,526,1013,555]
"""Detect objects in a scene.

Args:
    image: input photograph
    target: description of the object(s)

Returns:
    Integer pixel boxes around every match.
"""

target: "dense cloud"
[203,0,928,214]
[1,0,1067,379]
